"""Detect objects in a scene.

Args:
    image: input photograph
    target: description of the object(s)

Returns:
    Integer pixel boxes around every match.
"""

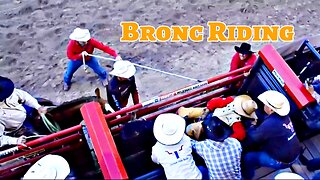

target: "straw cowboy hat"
[233,95,258,119]
[153,113,186,145]
[69,28,91,42]
[23,154,70,179]
[110,60,136,79]
[177,106,206,119]
[202,114,233,142]
[235,42,254,54]
[0,76,14,101]
[258,90,290,116]
[186,121,203,140]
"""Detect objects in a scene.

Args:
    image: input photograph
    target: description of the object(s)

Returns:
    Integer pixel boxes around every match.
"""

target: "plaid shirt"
[191,137,242,179]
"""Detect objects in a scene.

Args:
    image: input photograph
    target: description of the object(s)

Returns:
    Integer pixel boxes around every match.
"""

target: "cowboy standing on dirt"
[242,90,301,179]
[107,60,140,111]
[0,76,47,147]
[64,27,122,91]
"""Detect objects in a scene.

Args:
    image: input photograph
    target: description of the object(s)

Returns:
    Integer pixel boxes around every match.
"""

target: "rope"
[82,52,88,73]
[40,113,61,133]
[87,54,200,82]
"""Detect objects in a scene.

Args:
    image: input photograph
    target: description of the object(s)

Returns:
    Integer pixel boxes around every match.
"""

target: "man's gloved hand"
[115,55,122,61]
[17,135,27,146]
[37,106,47,114]
[81,51,89,56]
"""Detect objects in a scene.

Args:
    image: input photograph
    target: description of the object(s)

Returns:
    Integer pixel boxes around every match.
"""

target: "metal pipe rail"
[104,65,252,120]
[108,74,244,129]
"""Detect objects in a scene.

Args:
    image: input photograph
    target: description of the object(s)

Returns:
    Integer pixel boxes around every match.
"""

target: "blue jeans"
[64,56,107,85]
[198,166,209,180]
[242,151,293,180]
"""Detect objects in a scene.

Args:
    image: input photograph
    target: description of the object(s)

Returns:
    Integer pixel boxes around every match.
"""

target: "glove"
[37,106,47,114]
[115,55,122,61]
[81,51,89,56]
[17,135,27,146]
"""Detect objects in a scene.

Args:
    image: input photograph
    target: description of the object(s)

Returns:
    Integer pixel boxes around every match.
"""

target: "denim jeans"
[64,56,107,85]
[242,151,293,180]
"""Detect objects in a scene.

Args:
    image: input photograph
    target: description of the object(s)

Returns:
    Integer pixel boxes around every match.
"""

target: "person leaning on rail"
[63,27,123,91]
[0,76,47,147]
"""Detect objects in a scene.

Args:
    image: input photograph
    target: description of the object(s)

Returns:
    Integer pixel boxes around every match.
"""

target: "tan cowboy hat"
[258,90,290,116]
[233,95,258,119]
[23,154,70,179]
[153,113,186,145]
[177,107,206,119]
[110,60,136,79]
[69,28,91,42]
[186,121,203,140]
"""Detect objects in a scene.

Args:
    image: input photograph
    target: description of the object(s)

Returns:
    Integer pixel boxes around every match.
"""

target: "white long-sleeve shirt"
[0,89,41,146]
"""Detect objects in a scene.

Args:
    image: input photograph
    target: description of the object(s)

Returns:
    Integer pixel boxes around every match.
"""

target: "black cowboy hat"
[202,113,233,142]
[234,42,254,54]
[0,76,14,101]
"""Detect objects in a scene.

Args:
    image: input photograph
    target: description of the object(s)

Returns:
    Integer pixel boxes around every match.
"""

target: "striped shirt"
[191,137,242,179]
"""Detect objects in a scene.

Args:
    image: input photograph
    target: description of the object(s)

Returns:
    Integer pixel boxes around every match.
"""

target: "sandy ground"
[0,0,319,105]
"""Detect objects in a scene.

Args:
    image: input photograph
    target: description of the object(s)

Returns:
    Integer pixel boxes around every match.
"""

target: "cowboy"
[64,27,123,91]
[107,60,140,111]
[229,43,257,91]
[23,154,70,179]
[242,90,301,180]
[151,113,206,179]
[0,76,47,147]
[181,95,258,141]
[191,115,242,179]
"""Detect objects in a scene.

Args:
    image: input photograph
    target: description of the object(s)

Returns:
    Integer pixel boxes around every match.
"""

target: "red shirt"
[67,38,118,61]
[229,52,257,73]
[206,96,246,141]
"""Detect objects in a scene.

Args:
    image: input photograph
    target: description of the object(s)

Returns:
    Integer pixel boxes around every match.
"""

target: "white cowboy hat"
[110,60,136,79]
[258,90,290,116]
[274,172,304,179]
[233,95,258,119]
[153,113,186,145]
[23,154,70,179]
[69,28,91,42]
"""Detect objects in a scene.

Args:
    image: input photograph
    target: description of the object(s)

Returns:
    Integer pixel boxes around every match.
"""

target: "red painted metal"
[1,141,84,179]
[104,65,251,120]
[81,102,128,179]
[0,125,82,158]
[111,88,230,134]
[259,44,315,109]
[108,74,244,128]
[0,133,81,164]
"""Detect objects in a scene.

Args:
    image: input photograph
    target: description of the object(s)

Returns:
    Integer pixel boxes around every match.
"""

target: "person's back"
[250,113,300,163]
[191,116,242,179]
[152,134,202,179]
[192,137,242,179]
[151,113,202,179]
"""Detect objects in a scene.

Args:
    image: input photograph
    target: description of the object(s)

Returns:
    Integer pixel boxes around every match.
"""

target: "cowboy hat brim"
[153,113,186,145]
[233,95,258,119]
[0,76,14,101]
[234,46,254,54]
[202,113,232,142]
[23,154,70,179]
[110,60,136,79]
[258,90,290,116]
[69,28,91,42]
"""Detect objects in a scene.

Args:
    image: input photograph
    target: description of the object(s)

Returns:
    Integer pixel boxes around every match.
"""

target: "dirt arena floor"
[0,0,319,104]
